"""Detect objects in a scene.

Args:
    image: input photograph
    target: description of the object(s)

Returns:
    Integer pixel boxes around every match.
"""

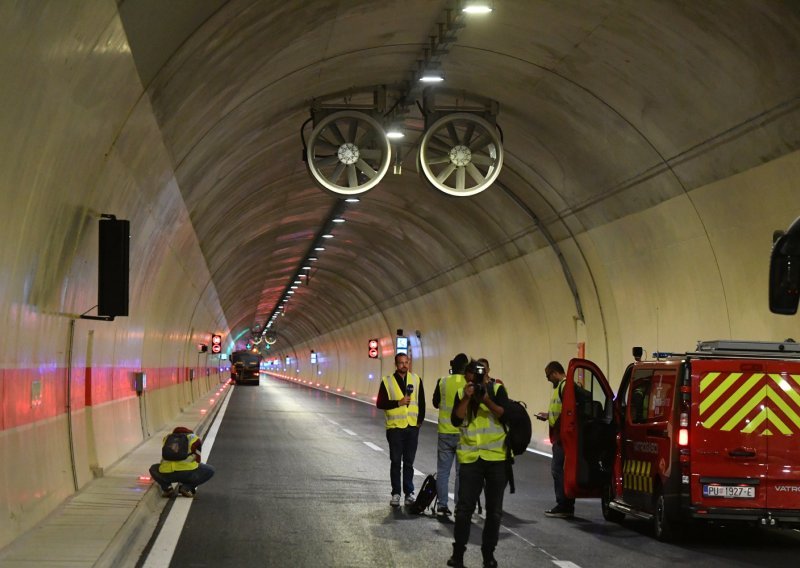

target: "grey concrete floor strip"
[0,386,230,568]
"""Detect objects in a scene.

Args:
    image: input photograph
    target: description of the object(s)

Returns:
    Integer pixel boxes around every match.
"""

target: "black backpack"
[503,399,532,457]
[411,473,437,514]
[162,432,190,461]
[501,398,532,494]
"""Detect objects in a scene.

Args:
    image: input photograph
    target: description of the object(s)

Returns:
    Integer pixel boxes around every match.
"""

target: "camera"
[472,364,487,398]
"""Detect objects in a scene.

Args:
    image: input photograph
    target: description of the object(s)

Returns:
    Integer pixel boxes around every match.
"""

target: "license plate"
[703,485,755,499]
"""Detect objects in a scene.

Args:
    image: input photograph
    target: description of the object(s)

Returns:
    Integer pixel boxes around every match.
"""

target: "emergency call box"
[396,336,409,355]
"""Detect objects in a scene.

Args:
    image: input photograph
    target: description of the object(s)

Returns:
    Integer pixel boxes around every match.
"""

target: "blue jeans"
[386,426,419,495]
[551,442,574,509]
[453,458,507,552]
[149,463,215,492]
[436,433,460,508]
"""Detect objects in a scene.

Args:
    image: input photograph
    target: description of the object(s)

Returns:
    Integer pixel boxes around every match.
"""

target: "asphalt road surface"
[139,375,800,567]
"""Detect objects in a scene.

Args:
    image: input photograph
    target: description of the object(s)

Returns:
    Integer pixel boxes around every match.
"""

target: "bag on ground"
[411,473,437,514]
[162,432,190,461]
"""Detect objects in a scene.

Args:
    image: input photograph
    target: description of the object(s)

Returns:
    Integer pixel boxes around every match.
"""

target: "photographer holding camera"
[448,360,508,568]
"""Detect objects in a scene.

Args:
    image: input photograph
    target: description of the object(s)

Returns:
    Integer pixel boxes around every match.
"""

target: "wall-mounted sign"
[396,336,409,355]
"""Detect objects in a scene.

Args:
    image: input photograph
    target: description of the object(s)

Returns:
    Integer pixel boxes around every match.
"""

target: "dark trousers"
[386,426,419,495]
[551,442,575,509]
[149,463,215,492]
[453,458,507,552]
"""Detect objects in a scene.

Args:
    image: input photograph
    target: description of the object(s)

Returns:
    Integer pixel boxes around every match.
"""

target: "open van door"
[562,358,616,498]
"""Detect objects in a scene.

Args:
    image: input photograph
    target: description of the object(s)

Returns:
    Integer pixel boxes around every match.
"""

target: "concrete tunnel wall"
[2,0,800,551]
[269,148,800,454]
[0,2,229,549]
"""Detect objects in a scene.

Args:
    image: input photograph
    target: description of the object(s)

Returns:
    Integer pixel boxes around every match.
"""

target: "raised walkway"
[0,381,232,568]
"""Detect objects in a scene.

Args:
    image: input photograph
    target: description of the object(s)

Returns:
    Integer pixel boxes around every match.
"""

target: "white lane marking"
[553,562,582,568]
[327,419,340,425]
[342,428,357,436]
[142,388,233,568]
[414,468,425,477]
[528,448,553,458]
[364,442,383,452]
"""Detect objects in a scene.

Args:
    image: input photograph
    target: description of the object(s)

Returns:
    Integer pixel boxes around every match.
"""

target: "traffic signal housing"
[211,334,222,354]
[368,338,379,359]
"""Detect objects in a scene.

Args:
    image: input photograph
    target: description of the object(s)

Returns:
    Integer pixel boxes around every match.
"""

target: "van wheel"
[601,483,625,523]
[653,491,681,542]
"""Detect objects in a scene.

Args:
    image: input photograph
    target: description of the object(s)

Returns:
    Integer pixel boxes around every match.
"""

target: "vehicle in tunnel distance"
[560,340,800,541]
[230,350,262,385]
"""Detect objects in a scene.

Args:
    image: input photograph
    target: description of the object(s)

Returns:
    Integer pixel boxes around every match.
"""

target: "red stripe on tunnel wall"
[0,365,221,431]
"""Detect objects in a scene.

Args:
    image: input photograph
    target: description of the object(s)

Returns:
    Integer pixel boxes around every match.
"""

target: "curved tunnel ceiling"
[119,0,800,349]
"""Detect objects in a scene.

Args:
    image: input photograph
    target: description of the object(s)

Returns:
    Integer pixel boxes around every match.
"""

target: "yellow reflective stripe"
[699,372,720,393]
[700,372,742,415]
[764,405,793,435]
[720,391,762,431]
[703,373,756,427]
[741,409,767,433]
[767,386,800,430]
[770,374,800,409]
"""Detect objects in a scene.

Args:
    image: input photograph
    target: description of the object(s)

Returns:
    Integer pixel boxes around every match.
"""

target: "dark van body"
[561,340,800,540]
[231,351,261,385]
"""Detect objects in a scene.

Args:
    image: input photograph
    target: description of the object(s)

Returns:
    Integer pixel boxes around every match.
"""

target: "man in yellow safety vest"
[535,360,574,518]
[448,359,507,568]
[432,352,469,516]
[376,353,426,507]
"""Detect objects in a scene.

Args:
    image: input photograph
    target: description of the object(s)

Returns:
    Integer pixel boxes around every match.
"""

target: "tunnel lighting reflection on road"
[463,4,493,14]
[345,198,359,203]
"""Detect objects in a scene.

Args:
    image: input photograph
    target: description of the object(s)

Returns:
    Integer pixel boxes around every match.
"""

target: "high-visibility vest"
[437,373,466,434]
[456,383,507,464]
[548,380,565,427]
[158,433,201,473]
[382,373,420,429]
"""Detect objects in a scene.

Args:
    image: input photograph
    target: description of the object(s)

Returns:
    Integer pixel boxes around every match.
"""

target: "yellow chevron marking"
[700,373,742,415]
[762,429,773,436]
[720,389,763,431]
[700,372,721,393]
[791,374,800,390]
[765,409,792,435]
[648,476,653,494]
[703,374,759,427]
[767,387,800,430]
[770,374,800,409]
[742,410,767,433]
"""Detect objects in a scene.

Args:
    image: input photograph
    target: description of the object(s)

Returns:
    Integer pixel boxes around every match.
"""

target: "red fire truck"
[561,340,800,540]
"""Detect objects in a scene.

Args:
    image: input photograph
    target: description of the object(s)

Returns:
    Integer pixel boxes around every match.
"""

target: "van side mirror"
[770,217,800,315]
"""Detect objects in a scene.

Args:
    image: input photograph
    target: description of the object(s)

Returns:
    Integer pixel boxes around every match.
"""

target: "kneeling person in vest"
[448,360,508,568]
[149,426,215,498]
[376,353,425,507]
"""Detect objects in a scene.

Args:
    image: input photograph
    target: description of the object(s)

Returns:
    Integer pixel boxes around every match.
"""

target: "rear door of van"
[690,358,800,511]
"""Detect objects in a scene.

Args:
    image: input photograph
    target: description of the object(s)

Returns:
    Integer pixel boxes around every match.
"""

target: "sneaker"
[390,494,401,507]
[544,505,574,518]
[404,493,416,506]
[161,486,175,498]
[178,485,196,498]
[436,505,452,516]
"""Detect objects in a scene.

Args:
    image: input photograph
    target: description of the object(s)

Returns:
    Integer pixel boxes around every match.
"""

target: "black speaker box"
[98,218,130,317]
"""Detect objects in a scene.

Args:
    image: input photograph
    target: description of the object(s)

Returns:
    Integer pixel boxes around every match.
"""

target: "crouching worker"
[448,360,507,568]
[149,426,215,498]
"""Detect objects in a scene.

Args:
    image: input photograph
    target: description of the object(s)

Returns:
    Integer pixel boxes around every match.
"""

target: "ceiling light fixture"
[419,70,445,83]
[308,257,318,261]
[314,246,326,251]
[344,198,360,203]
[332,218,345,224]
[322,234,334,239]
[463,2,493,14]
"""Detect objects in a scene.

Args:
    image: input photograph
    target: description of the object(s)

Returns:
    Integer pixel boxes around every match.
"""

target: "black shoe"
[482,548,497,567]
[544,505,574,518]
[178,485,196,498]
[447,544,466,567]
[436,505,452,516]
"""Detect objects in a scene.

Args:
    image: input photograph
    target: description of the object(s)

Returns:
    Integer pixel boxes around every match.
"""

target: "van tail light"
[680,412,689,427]
[678,428,689,446]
